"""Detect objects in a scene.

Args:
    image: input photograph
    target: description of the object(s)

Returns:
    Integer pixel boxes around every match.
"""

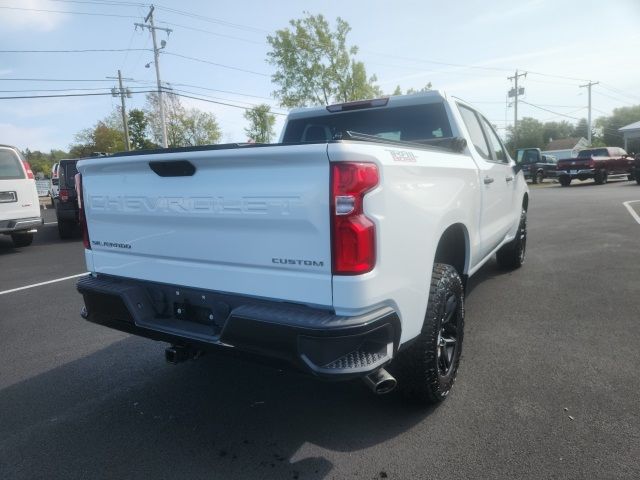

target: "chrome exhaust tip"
[363,368,397,395]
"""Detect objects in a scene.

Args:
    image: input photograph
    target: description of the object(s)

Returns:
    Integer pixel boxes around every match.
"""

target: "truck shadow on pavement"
[0,224,81,255]
[0,335,434,480]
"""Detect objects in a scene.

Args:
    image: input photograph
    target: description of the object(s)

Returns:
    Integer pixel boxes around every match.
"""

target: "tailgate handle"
[149,160,196,177]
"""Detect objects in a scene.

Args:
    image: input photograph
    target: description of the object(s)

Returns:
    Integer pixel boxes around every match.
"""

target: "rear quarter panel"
[328,142,481,344]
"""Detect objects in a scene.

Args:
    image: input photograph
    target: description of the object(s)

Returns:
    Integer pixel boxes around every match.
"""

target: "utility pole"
[579,80,599,145]
[135,6,172,148]
[507,70,527,149]
[108,70,132,151]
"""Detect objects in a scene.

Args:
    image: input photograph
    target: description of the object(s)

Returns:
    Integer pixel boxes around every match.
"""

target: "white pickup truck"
[76,91,528,405]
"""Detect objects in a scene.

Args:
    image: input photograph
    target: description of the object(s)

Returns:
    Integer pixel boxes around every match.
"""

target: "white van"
[0,145,43,247]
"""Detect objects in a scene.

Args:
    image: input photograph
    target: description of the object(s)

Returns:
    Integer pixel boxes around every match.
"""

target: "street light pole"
[135,6,172,148]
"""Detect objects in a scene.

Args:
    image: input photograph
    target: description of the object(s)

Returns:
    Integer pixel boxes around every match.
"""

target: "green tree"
[542,120,574,144]
[406,83,433,95]
[505,117,545,151]
[594,104,640,148]
[244,104,276,143]
[267,13,381,107]
[572,118,589,139]
[69,120,125,157]
[391,83,432,96]
[128,108,155,150]
[145,93,221,147]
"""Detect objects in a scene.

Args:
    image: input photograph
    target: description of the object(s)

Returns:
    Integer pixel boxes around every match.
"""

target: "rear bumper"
[557,168,595,180]
[77,274,400,380]
[0,216,43,233]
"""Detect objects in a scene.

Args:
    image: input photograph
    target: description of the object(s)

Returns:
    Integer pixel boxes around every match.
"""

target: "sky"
[1,0,639,152]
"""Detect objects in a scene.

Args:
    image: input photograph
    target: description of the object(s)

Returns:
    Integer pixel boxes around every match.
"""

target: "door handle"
[505,175,514,182]
[483,176,494,184]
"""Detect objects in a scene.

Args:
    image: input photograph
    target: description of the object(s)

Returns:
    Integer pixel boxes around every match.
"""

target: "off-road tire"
[559,176,571,187]
[594,170,608,185]
[535,171,544,184]
[496,209,527,270]
[391,263,464,405]
[11,232,34,247]
[58,220,75,239]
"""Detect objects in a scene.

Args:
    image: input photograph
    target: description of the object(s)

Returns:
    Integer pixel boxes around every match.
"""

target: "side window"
[480,117,508,163]
[458,105,491,160]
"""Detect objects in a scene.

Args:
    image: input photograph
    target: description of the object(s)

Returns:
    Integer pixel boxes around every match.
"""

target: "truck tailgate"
[78,145,332,306]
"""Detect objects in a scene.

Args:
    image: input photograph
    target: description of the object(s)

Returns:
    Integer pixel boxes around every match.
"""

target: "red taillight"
[75,173,91,249]
[59,189,70,202]
[22,161,34,179]
[331,162,379,275]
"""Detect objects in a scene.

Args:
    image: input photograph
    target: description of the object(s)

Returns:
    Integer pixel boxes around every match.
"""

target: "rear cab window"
[282,103,453,144]
[0,148,26,180]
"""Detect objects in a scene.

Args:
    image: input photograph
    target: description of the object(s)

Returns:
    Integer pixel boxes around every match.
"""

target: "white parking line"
[0,273,88,296]
[623,200,640,225]
[43,222,58,225]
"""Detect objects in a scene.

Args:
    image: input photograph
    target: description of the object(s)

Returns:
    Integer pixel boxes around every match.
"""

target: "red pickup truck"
[557,147,634,186]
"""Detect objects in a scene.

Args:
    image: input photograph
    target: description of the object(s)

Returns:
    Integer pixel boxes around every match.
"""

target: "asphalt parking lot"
[1,181,639,480]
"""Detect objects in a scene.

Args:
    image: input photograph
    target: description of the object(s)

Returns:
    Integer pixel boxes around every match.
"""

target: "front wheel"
[559,176,571,187]
[535,171,544,184]
[391,263,464,405]
[11,232,34,247]
[594,170,608,185]
[496,209,527,269]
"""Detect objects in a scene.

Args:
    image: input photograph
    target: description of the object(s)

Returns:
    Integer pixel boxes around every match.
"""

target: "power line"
[0,77,125,82]
[519,100,583,120]
[0,86,147,92]
[599,83,640,102]
[468,100,584,108]
[0,76,274,103]
[0,5,139,18]
[166,82,272,101]
[0,48,150,53]
[594,90,636,105]
[48,0,145,6]
[162,51,269,77]
[362,50,511,73]
[524,70,589,83]
[169,87,286,112]
[159,21,263,45]
[153,4,267,34]
[0,90,154,100]
[169,91,286,115]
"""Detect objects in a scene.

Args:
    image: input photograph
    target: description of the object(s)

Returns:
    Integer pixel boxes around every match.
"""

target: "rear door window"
[458,105,491,160]
[0,149,25,180]
[479,117,508,163]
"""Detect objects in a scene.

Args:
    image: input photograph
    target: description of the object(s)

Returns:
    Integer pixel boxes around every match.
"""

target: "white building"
[619,121,640,153]
[542,137,589,160]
